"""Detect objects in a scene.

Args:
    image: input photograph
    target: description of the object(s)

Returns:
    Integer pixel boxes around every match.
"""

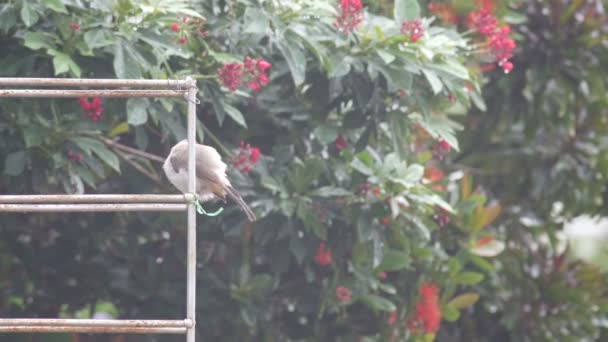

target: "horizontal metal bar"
[0,194,193,203]
[0,89,185,98]
[0,326,186,334]
[0,77,189,88]
[0,203,188,212]
[0,319,189,327]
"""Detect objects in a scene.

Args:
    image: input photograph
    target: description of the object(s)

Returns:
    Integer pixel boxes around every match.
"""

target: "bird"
[163,140,256,221]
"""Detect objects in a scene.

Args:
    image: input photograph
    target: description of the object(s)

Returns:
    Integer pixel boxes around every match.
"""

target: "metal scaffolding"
[0,77,199,341]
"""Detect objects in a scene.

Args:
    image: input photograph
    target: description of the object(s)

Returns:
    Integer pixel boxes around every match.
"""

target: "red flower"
[380,217,390,225]
[432,139,451,160]
[241,57,272,92]
[333,0,363,34]
[434,208,450,228]
[427,2,458,24]
[401,19,424,43]
[424,165,445,191]
[69,22,80,31]
[314,242,332,266]
[377,271,387,280]
[169,23,180,32]
[178,37,187,44]
[257,60,272,72]
[232,142,261,173]
[500,61,513,74]
[217,63,243,92]
[335,286,351,302]
[77,97,103,121]
[67,150,83,163]
[250,147,260,164]
[471,8,497,36]
[476,236,494,247]
[387,311,397,325]
[407,282,441,334]
[334,135,347,150]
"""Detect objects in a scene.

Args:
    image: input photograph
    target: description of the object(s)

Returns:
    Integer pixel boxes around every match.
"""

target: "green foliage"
[0,1,605,342]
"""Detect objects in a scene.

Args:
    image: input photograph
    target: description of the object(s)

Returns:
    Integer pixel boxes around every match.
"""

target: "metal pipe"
[0,326,186,334]
[0,78,189,88]
[0,89,185,98]
[186,77,197,342]
[0,203,188,212]
[0,319,188,327]
[0,194,194,203]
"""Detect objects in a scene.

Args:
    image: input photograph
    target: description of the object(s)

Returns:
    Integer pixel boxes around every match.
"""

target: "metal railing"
[0,77,199,341]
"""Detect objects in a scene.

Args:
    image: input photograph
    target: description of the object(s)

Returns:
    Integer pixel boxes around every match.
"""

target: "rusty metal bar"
[0,194,194,203]
[0,319,188,327]
[186,77,197,342]
[0,326,186,334]
[0,77,188,88]
[0,203,187,212]
[0,89,185,98]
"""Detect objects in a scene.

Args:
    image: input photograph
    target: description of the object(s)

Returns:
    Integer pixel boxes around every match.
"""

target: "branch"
[98,137,165,164]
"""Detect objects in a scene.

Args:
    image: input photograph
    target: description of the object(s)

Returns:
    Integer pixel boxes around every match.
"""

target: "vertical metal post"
[186,77,197,342]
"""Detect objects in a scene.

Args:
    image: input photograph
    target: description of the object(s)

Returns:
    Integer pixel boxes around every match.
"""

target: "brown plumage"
[163,140,256,221]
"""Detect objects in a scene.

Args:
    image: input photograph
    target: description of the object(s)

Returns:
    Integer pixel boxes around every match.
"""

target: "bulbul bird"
[163,140,256,221]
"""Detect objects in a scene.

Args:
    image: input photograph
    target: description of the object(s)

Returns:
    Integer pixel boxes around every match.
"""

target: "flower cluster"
[471,8,516,73]
[218,57,271,92]
[401,19,424,43]
[68,22,80,31]
[67,150,82,163]
[314,242,332,266]
[432,139,451,160]
[407,282,441,334]
[77,97,103,121]
[169,16,190,44]
[335,286,351,302]
[243,57,271,92]
[218,63,242,92]
[333,0,363,34]
[232,141,260,173]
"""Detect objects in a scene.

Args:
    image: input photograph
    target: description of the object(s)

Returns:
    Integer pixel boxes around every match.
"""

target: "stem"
[96,136,165,163]
[201,124,235,158]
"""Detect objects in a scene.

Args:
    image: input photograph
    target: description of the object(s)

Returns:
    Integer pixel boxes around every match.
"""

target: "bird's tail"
[223,185,257,222]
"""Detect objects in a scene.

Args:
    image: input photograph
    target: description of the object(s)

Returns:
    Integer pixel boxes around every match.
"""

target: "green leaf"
[361,294,396,312]
[52,52,80,77]
[84,30,114,49]
[113,40,141,79]
[42,0,67,13]
[422,69,443,94]
[377,249,409,271]
[377,50,396,64]
[278,40,306,87]
[23,32,56,50]
[223,104,247,128]
[448,292,480,310]
[70,137,120,173]
[442,304,460,322]
[394,0,420,22]
[109,122,130,137]
[310,186,352,197]
[313,125,338,145]
[23,127,43,147]
[3,151,26,176]
[243,8,269,34]
[126,98,149,126]
[20,2,39,27]
[454,271,485,285]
